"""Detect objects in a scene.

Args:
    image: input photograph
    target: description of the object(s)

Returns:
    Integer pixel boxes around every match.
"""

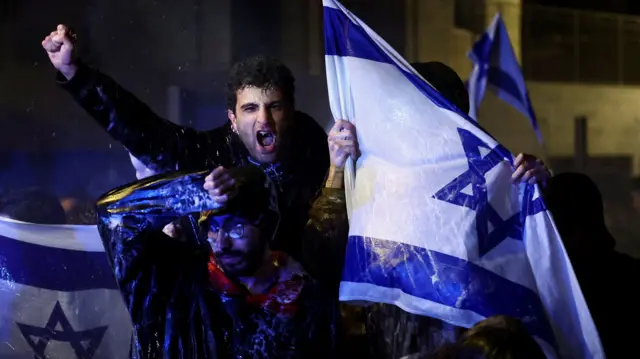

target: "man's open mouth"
[256,130,276,148]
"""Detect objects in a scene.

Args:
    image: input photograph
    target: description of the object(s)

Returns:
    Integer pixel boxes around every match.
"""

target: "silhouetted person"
[430,315,545,359]
[0,188,67,225]
[543,172,640,358]
[412,62,470,115]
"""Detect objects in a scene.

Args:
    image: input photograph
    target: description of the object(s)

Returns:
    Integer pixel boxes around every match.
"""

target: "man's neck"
[238,255,278,295]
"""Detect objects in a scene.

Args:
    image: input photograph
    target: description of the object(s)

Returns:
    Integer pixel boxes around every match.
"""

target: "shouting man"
[42,25,328,261]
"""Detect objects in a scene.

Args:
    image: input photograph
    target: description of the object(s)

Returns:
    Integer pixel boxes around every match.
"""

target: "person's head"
[542,172,614,257]
[431,316,545,359]
[129,153,157,180]
[226,55,296,164]
[0,188,67,225]
[411,61,470,115]
[204,167,279,278]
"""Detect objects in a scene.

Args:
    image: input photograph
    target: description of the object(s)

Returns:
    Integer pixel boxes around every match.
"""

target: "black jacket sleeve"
[95,170,222,282]
[95,171,220,357]
[58,64,230,172]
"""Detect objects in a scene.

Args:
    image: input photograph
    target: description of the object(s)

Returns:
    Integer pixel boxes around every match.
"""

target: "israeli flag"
[0,217,132,359]
[323,1,603,357]
[468,14,542,143]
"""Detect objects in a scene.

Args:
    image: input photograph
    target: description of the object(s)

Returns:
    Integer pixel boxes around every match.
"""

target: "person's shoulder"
[611,251,640,271]
[202,121,232,137]
[292,111,329,169]
[294,111,327,138]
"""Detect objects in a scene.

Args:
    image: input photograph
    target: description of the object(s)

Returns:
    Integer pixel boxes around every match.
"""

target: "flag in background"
[323,0,602,357]
[0,218,132,359]
[468,14,543,143]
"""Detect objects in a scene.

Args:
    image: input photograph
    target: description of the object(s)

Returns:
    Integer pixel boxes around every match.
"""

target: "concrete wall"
[479,82,640,175]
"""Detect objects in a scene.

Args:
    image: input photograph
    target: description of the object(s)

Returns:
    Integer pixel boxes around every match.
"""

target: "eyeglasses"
[208,223,244,240]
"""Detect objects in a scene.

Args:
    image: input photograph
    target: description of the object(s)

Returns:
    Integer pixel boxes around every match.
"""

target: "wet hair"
[411,61,470,115]
[431,316,545,359]
[0,188,67,225]
[225,55,296,112]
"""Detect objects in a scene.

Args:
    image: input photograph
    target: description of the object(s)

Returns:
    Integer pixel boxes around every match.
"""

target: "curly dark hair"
[225,55,295,112]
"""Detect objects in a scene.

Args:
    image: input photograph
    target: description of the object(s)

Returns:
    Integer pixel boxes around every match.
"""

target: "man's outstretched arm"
[43,25,228,173]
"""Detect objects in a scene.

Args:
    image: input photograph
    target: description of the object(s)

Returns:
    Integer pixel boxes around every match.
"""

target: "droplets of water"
[0,256,16,290]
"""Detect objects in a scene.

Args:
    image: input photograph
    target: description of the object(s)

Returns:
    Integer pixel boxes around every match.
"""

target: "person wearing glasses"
[96,166,340,359]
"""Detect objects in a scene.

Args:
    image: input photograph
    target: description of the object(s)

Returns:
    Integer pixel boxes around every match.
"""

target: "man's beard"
[215,241,267,278]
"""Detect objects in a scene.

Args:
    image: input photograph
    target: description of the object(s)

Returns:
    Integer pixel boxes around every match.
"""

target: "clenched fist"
[203,166,238,207]
[42,24,78,80]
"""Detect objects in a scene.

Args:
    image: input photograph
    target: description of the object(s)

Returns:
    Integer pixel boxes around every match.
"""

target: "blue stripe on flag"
[323,6,501,142]
[342,235,556,347]
[324,7,465,118]
[0,235,118,291]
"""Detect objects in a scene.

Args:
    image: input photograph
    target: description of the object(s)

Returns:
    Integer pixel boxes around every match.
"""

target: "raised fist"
[42,24,78,80]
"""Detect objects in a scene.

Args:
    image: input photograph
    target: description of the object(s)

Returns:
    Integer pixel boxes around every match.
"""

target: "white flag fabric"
[0,217,132,359]
[323,1,603,357]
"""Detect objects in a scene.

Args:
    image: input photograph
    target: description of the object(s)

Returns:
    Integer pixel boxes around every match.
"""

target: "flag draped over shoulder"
[323,1,603,357]
[0,218,131,359]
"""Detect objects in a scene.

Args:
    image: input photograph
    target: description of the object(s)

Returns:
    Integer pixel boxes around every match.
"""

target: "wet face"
[129,153,157,180]
[208,214,267,277]
[228,86,293,164]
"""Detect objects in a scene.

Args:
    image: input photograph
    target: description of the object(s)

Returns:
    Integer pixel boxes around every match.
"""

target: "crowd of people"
[0,23,632,358]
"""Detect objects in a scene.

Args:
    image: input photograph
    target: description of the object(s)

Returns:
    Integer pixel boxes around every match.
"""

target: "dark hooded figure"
[543,172,640,359]
[96,166,340,359]
[412,62,470,115]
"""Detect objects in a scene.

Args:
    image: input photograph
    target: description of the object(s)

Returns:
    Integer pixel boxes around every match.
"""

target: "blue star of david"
[16,301,108,359]
[433,128,546,257]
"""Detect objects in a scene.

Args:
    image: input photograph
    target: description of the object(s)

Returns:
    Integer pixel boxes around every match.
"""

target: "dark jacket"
[59,64,330,261]
[301,188,465,358]
[96,170,340,359]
